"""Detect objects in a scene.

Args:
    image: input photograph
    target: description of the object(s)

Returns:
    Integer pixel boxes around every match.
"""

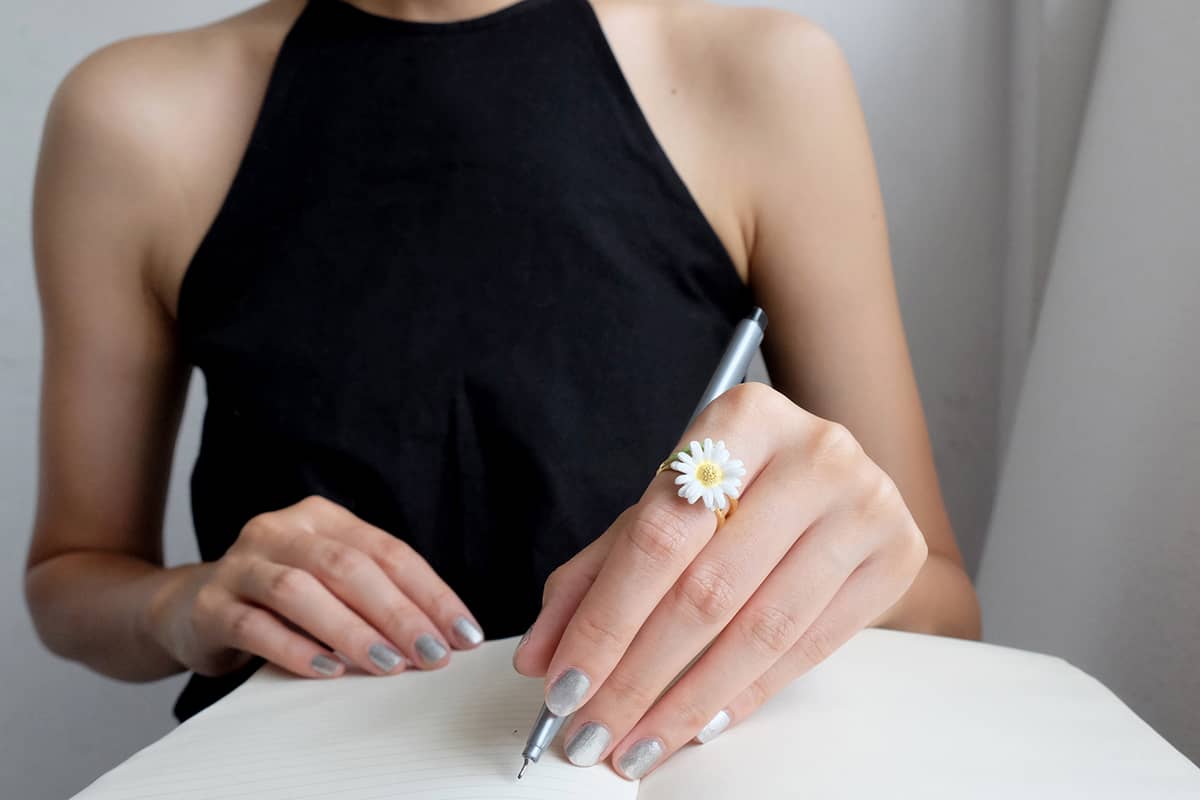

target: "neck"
[345,0,527,23]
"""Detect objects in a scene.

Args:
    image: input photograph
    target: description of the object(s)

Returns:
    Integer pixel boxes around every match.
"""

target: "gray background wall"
[0,1,1089,797]
[978,0,1200,765]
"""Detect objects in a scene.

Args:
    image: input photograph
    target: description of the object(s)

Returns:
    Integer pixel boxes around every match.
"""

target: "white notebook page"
[74,630,1200,799]
[73,636,636,800]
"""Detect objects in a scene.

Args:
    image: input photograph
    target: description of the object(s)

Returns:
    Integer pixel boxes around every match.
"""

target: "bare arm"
[27,30,486,684]
[26,43,199,681]
[741,16,980,638]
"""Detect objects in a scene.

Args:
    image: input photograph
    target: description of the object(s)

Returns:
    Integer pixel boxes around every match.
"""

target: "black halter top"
[173,0,754,720]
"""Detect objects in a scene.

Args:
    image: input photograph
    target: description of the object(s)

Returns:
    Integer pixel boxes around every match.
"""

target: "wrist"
[140,563,210,667]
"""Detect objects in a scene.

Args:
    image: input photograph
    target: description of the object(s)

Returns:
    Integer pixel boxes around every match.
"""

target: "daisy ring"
[655,438,747,529]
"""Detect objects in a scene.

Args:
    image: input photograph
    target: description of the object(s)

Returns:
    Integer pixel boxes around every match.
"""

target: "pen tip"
[517,758,529,780]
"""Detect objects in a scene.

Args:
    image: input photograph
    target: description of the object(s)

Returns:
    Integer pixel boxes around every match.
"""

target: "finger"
[322,523,480,653]
[271,533,453,669]
[600,510,881,778]
[542,393,785,717]
[233,557,410,676]
[555,453,831,765]
[204,589,346,679]
[513,526,617,677]
[613,526,923,779]
[720,545,919,740]
[268,496,474,659]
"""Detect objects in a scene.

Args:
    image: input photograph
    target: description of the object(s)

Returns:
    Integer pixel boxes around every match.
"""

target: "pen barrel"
[521,704,567,763]
[688,310,767,427]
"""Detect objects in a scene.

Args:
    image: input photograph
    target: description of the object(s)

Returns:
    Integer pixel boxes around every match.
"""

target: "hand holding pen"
[515,306,928,779]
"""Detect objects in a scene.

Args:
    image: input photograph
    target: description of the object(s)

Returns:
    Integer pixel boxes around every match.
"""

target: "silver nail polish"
[311,654,341,677]
[546,667,591,716]
[695,709,730,743]
[453,616,484,646]
[415,634,448,664]
[368,643,403,673]
[564,722,611,767]
[618,738,664,780]
[517,625,532,648]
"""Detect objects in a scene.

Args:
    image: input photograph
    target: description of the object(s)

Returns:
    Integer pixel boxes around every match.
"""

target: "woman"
[26,0,980,781]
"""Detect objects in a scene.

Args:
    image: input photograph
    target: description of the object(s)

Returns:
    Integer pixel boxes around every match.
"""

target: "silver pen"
[517,306,768,779]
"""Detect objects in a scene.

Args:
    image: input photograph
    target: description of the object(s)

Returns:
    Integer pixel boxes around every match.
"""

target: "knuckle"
[380,537,417,575]
[625,504,692,565]
[808,420,860,467]
[722,380,778,417]
[379,599,416,634]
[859,468,902,519]
[674,697,716,732]
[601,667,660,711]
[903,520,929,567]
[542,567,567,606]
[744,677,770,712]
[675,560,740,625]
[427,586,457,613]
[238,514,277,548]
[794,622,837,671]
[742,604,800,656]
[267,566,312,602]
[226,606,261,648]
[314,543,364,583]
[702,381,787,430]
[190,584,222,630]
[299,494,332,513]
[572,611,627,651]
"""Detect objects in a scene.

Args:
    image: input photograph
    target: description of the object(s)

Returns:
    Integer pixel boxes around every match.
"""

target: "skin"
[26,0,981,781]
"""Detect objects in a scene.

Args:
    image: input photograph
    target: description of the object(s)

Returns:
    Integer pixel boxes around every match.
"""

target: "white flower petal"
[715,491,728,511]
[690,440,704,460]
[674,474,691,485]
[723,482,741,499]
[703,438,714,458]
[685,482,704,502]
[676,451,694,465]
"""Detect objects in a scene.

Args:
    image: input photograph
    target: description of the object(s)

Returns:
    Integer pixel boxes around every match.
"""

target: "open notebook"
[73,629,1199,799]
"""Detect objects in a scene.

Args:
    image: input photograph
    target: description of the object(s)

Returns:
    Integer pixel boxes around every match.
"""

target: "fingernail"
[368,643,404,673]
[512,626,532,670]
[453,616,484,646]
[618,738,664,780]
[311,653,342,677]
[546,667,591,715]
[415,634,448,665]
[695,709,731,743]
[564,721,611,767]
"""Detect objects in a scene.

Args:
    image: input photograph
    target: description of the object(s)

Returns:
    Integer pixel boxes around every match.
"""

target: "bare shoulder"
[37,1,304,312]
[46,1,297,165]
[594,0,848,107]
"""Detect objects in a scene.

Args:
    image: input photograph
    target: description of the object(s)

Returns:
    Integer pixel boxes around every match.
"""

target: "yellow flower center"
[695,461,724,487]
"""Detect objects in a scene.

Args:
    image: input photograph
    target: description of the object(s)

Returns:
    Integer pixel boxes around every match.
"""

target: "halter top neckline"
[324,0,559,35]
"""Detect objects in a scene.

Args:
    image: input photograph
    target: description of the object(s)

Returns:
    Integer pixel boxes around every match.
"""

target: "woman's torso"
[153,0,752,307]
[147,0,757,718]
